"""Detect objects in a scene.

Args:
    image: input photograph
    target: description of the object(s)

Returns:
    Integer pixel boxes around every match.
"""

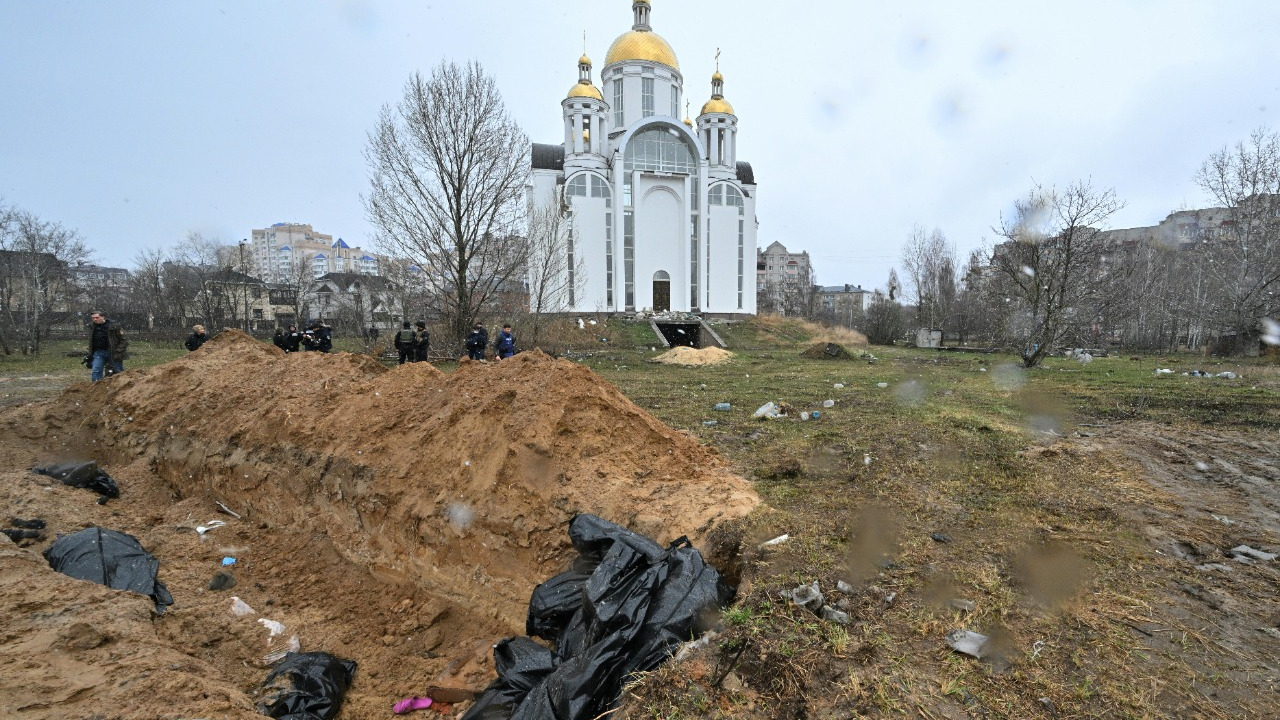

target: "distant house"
[818,284,872,319]
[308,272,397,329]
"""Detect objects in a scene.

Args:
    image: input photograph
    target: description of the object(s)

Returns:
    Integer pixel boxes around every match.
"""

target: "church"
[529,0,758,317]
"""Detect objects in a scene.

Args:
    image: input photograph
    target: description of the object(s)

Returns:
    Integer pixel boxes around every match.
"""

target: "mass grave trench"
[40,330,760,630]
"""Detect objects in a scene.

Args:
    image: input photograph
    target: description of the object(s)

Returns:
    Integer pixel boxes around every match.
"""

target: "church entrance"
[652,271,671,312]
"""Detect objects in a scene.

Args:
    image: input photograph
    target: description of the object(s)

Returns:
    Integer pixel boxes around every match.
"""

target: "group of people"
[393,321,431,364]
[85,311,515,384]
[270,321,333,353]
[465,323,516,361]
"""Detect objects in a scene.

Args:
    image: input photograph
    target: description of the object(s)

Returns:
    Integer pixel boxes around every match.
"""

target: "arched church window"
[622,125,700,311]
[566,175,588,197]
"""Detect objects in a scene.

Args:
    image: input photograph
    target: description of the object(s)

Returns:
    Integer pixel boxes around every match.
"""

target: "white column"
[572,113,583,155]
[564,115,572,149]
[710,127,720,166]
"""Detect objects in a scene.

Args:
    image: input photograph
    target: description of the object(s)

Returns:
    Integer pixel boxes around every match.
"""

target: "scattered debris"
[931,532,952,543]
[262,635,302,665]
[1196,563,1233,573]
[221,556,237,566]
[1229,545,1277,562]
[258,618,286,639]
[1211,514,1235,526]
[393,696,433,715]
[947,599,976,613]
[208,572,237,591]
[753,402,779,419]
[1155,368,1174,375]
[836,580,854,594]
[713,403,732,411]
[877,382,889,388]
[945,629,990,659]
[834,383,845,389]
[195,519,226,536]
[822,399,835,408]
[231,596,257,617]
[702,420,718,427]
[214,500,243,519]
[788,581,825,613]
[820,606,851,625]
[759,534,791,548]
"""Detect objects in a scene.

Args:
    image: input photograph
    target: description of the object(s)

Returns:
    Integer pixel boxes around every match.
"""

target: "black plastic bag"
[461,638,558,720]
[258,652,357,720]
[463,514,732,720]
[33,461,120,499]
[43,527,173,612]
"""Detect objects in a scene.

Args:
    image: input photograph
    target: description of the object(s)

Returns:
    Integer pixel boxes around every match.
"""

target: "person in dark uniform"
[394,322,417,364]
[282,325,302,353]
[464,323,488,361]
[494,324,515,360]
[414,321,430,363]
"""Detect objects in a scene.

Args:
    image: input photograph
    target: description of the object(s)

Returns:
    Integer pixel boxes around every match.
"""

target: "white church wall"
[634,181,686,311]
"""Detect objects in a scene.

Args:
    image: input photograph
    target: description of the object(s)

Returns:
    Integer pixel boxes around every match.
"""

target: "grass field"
[3,320,1278,718]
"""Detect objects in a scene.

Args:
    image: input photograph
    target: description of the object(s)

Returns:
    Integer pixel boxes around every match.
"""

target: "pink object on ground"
[393,696,433,714]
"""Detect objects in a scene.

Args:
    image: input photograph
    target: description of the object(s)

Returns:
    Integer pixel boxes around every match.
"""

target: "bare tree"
[991,180,1127,367]
[901,226,958,335]
[170,231,233,329]
[127,248,172,331]
[526,187,585,349]
[364,60,529,349]
[0,204,92,354]
[864,271,906,345]
[1192,127,1280,354]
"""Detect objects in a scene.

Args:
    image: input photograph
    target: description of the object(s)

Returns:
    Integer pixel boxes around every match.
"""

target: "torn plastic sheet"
[463,514,731,720]
[43,527,172,612]
[257,651,357,720]
[32,461,120,499]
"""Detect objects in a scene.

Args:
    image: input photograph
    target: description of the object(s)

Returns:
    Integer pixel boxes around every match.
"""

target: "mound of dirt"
[652,346,735,366]
[0,330,759,719]
[800,342,852,359]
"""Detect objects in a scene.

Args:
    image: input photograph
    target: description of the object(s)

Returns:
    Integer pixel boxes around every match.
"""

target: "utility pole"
[239,239,251,333]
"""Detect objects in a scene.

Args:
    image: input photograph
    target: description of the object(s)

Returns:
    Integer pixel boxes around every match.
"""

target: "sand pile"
[0,330,759,718]
[39,331,757,620]
[652,346,735,366]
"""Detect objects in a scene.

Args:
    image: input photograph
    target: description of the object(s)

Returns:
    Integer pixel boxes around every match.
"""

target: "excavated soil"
[0,331,759,719]
[651,346,735,367]
[799,342,852,360]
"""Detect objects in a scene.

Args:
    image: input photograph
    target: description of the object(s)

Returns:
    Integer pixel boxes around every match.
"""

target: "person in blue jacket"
[495,324,515,360]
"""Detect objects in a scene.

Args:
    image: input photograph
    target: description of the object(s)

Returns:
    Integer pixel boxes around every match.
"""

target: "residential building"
[756,241,811,290]
[818,284,872,319]
[529,0,759,317]
[247,223,385,282]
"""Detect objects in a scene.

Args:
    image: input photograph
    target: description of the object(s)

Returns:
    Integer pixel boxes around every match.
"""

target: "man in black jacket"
[86,311,128,381]
[414,321,430,363]
[464,324,488,361]
[394,322,417,364]
[185,325,209,352]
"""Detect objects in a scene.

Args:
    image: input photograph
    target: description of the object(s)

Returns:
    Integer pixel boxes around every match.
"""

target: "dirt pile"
[800,342,852,359]
[0,330,759,719]
[651,346,735,366]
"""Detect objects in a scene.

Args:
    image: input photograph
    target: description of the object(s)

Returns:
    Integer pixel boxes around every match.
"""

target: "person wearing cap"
[185,324,209,352]
[85,310,128,381]
[464,323,488,361]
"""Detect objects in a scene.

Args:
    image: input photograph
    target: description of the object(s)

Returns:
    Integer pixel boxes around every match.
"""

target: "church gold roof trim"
[605,30,680,70]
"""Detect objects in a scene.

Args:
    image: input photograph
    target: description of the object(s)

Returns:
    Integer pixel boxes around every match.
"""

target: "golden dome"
[701,97,735,115]
[567,82,604,101]
[712,71,724,82]
[605,30,679,70]
[579,54,592,66]
[683,116,693,127]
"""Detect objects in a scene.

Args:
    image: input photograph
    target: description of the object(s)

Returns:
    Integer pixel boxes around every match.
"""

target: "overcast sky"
[3,0,1277,289]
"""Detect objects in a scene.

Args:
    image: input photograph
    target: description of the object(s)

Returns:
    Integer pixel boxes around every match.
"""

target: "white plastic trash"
[760,534,791,548]
[258,618,286,638]
[753,402,779,419]
[230,596,256,617]
[823,399,835,408]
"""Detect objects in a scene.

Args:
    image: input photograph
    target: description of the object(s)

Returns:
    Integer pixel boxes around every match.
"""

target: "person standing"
[414,321,430,363]
[85,311,128,381]
[394,321,417,364]
[283,325,302,353]
[464,323,488,361]
[272,327,286,351]
[185,324,209,352]
[495,324,515,360]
